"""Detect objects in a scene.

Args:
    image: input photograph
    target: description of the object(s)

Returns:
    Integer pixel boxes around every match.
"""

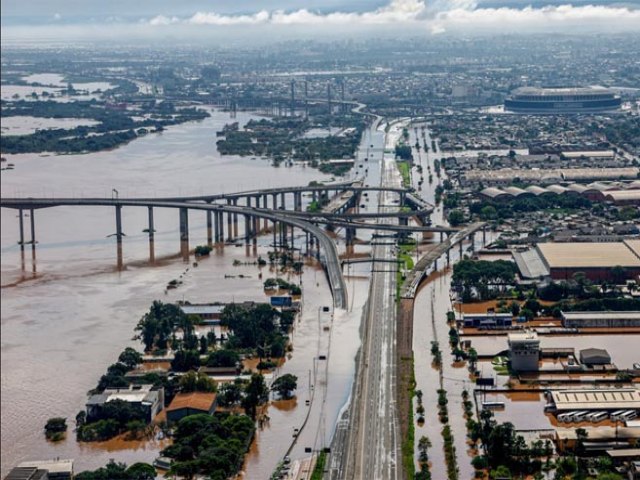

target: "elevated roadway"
[0,197,348,310]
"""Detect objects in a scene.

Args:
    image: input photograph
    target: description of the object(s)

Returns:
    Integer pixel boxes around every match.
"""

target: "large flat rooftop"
[549,388,640,411]
[537,242,640,269]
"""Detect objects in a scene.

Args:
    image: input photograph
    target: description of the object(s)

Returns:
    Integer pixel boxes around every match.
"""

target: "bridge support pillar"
[316,237,320,259]
[253,217,258,246]
[273,221,278,249]
[470,233,475,252]
[290,226,294,250]
[244,215,250,244]
[459,241,463,259]
[482,227,486,246]
[227,212,234,242]
[440,231,444,243]
[263,195,269,229]
[446,249,450,266]
[206,210,213,246]
[312,190,317,203]
[272,194,278,210]
[434,258,438,271]
[217,211,224,243]
[29,209,36,247]
[305,232,310,256]
[115,205,123,269]
[280,192,286,210]
[179,208,189,259]
[18,209,25,249]
[232,199,238,238]
[148,207,155,261]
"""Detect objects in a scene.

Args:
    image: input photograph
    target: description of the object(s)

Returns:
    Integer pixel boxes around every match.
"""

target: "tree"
[448,209,465,227]
[242,373,269,419]
[126,463,157,480]
[611,265,627,285]
[271,374,298,400]
[171,349,200,372]
[206,349,240,368]
[468,348,478,371]
[179,371,217,393]
[76,410,86,428]
[45,417,67,440]
[418,435,432,464]
[491,465,512,479]
[118,348,143,369]
[217,381,244,407]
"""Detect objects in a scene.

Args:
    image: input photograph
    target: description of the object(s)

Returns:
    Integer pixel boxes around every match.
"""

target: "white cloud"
[188,10,271,25]
[149,15,180,26]
[143,0,640,33]
[431,4,640,33]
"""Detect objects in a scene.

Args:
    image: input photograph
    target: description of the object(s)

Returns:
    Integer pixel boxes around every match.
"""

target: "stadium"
[504,86,621,114]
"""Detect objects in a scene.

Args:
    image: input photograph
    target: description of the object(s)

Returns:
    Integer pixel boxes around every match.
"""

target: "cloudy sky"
[2,0,639,40]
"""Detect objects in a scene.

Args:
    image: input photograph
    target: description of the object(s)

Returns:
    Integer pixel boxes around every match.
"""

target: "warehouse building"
[535,242,640,282]
[562,311,640,328]
[579,348,612,365]
[547,388,640,412]
[462,312,513,328]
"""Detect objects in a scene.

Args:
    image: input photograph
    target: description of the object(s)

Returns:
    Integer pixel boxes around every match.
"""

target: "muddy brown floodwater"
[0,108,357,477]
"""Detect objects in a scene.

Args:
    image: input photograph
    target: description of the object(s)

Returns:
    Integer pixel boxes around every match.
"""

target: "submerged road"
[336,124,402,480]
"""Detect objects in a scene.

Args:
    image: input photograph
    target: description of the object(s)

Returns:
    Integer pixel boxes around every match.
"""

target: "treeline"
[162,413,255,480]
[0,100,208,154]
[452,259,518,301]
[470,195,591,220]
[216,115,365,168]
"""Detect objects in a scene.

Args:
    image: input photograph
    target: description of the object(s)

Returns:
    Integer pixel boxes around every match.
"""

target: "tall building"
[504,86,621,114]
[508,331,540,371]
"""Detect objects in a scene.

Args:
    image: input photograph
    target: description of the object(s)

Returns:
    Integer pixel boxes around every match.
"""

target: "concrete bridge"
[0,197,348,310]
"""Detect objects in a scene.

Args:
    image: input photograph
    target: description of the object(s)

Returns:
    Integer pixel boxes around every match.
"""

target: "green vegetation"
[162,413,255,479]
[467,410,554,479]
[470,196,591,220]
[395,144,413,161]
[397,160,411,187]
[447,209,465,227]
[241,373,269,419]
[310,451,327,480]
[194,245,212,256]
[402,357,417,479]
[78,399,148,442]
[216,115,365,173]
[1,100,208,154]
[441,424,459,480]
[263,277,302,295]
[220,303,293,358]
[416,435,432,479]
[271,374,298,400]
[44,417,67,441]
[75,461,156,480]
[452,260,518,301]
[178,371,217,393]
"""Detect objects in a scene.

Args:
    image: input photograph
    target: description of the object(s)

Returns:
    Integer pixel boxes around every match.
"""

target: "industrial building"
[86,384,164,423]
[562,311,640,328]
[547,388,640,412]
[166,392,217,424]
[504,86,621,114]
[579,348,612,365]
[534,242,640,282]
[508,331,540,371]
[3,460,74,480]
[461,312,513,328]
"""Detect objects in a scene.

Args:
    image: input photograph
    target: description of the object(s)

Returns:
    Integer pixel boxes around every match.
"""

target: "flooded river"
[0,107,362,477]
